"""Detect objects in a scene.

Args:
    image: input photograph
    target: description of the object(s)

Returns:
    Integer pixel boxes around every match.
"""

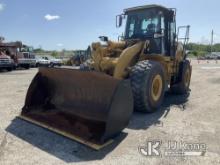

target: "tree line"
[186,43,220,56]
[32,42,220,58]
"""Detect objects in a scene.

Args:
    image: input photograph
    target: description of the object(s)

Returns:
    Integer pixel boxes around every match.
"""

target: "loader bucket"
[20,67,133,149]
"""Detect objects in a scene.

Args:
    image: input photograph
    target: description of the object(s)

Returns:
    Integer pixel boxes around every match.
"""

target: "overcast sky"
[0,0,220,50]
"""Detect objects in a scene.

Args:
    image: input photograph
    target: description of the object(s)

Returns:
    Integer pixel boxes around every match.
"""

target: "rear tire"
[50,63,54,67]
[7,67,12,71]
[170,60,192,94]
[130,60,166,113]
[24,65,30,69]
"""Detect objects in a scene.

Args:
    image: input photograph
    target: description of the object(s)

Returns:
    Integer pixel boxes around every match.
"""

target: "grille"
[0,58,10,64]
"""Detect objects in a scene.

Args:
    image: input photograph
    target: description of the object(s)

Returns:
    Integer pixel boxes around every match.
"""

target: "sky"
[0,0,220,50]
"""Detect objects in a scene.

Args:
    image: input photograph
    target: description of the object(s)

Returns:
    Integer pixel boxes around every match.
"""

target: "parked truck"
[0,41,32,69]
[0,37,15,71]
[35,55,50,67]
[42,55,62,67]
[21,45,37,67]
[0,50,15,71]
[21,52,36,67]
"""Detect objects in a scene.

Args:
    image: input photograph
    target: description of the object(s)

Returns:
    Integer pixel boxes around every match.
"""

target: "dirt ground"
[0,59,220,165]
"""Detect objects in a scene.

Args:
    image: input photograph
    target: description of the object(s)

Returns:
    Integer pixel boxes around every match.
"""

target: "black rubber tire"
[24,65,30,69]
[170,60,192,94]
[7,67,13,71]
[50,63,54,67]
[130,60,166,113]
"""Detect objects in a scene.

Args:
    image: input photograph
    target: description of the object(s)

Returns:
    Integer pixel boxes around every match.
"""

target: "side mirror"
[116,15,123,28]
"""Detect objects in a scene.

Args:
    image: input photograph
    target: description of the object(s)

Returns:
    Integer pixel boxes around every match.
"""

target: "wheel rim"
[184,68,190,87]
[151,74,163,102]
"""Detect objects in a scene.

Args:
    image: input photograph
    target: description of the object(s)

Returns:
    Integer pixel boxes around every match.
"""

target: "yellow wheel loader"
[20,4,192,149]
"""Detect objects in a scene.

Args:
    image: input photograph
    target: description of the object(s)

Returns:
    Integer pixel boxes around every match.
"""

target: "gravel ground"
[0,60,220,165]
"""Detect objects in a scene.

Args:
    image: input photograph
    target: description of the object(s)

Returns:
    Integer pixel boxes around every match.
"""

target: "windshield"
[125,9,164,39]
[43,56,55,60]
[35,55,43,60]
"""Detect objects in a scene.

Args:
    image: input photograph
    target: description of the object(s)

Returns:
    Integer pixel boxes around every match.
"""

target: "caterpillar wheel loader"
[20,4,192,150]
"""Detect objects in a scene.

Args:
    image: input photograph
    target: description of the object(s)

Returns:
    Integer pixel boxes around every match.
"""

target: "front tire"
[7,67,13,71]
[130,60,166,113]
[24,65,30,69]
[50,63,54,67]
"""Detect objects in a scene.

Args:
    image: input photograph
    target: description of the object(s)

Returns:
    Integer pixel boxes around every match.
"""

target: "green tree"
[51,51,59,57]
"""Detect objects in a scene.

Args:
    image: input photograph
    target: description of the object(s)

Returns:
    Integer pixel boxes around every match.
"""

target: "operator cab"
[117,5,176,56]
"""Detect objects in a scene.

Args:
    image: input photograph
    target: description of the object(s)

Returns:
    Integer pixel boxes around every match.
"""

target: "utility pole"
[211,30,214,53]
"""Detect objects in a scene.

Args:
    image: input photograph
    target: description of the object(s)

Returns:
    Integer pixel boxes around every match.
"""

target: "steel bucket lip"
[18,115,114,150]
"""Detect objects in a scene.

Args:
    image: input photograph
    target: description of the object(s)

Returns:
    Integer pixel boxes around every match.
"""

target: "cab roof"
[124,4,170,14]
